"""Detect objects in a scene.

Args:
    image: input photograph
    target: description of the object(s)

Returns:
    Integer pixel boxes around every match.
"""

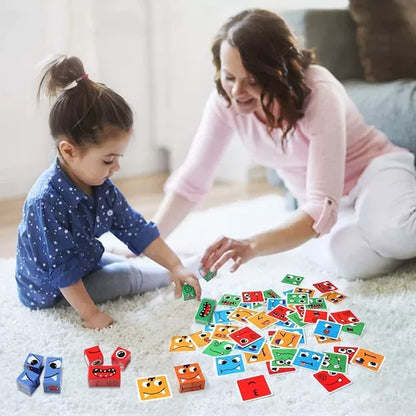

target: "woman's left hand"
[200,236,255,274]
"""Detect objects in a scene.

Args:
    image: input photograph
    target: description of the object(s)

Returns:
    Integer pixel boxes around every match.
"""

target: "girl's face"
[60,128,132,195]
[220,41,263,115]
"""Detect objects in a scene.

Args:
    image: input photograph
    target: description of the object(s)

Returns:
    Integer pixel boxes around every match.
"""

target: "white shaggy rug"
[1,194,416,416]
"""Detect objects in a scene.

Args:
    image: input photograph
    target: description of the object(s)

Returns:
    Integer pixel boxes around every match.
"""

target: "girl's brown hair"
[38,55,133,148]
[212,9,315,147]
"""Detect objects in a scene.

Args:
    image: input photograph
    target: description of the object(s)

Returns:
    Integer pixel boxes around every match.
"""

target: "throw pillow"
[349,0,416,82]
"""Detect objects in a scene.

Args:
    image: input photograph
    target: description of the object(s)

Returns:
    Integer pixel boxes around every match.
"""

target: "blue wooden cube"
[43,357,63,393]
[16,369,40,395]
[24,353,44,374]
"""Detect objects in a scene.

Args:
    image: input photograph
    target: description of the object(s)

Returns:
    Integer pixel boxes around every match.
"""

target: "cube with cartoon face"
[111,347,131,371]
[24,353,44,374]
[43,357,63,393]
[16,369,40,395]
[84,346,103,367]
[174,363,205,392]
[88,365,121,387]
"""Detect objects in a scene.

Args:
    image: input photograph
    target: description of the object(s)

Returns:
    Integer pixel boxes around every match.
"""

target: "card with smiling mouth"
[137,375,172,401]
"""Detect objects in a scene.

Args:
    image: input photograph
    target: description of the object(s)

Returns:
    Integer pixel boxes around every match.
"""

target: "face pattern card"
[285,328,306,344]
[331,310,360,325]
[305,297,327,310]
[282,274,304,286]
[242,291,265,303]
[294,287,316,297]
[341,322,365,336]
[315,335,342,345]
[229,306,257,323]
[236,375,273,402]
[189,330,212,348]
[286,293,309,305]
[267,305,292,321]
[333,346,358,363]
[287,311,307,327]
[270,329,301,348]
[304,309,329,324]
[229,326,262,347]
[266,361,297,375]
[215,354,245,376]
[313,371,352,393]
[263,289,280,299]
[234,337,266,354]
[351,348,385,372]
[137,375,172,402]
[271,348,297,368]
[320,291,347,304]
[203,340,234,357]
[321,352,349,374]
[247,312,278,329]
[169,335,196,352]
[292,348,325,371]
[211,324,240,341]
[218,294,242,307]
[314,320,342,340]
[267,298,286,310]
[313,280,338,293]
[213,309,234,324]
[244,344,273,364]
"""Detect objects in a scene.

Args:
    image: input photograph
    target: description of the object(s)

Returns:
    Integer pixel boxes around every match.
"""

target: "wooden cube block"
[111,347,131,371]
[195,298,216,325]
[88,365,121,387]
[174,363,205,393]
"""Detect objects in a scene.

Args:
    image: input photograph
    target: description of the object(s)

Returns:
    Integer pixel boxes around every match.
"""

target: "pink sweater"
[165,65,403,235]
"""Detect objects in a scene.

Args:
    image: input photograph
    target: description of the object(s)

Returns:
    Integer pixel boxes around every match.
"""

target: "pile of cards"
[141,274,385,402]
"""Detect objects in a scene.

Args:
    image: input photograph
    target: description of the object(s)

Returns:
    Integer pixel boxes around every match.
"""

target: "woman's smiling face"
[219,40,263,115]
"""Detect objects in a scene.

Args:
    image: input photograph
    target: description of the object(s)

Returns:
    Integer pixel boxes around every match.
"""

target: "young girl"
[15,55,201,329]
[154,9,416,279]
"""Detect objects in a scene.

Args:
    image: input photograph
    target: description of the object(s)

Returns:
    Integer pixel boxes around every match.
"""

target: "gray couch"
[269,8,416,201]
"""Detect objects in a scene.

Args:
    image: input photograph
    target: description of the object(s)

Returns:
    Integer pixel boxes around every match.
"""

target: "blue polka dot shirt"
[15,158,160,309]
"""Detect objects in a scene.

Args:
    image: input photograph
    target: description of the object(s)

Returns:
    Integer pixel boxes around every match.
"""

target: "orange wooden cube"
[174,363,205,393]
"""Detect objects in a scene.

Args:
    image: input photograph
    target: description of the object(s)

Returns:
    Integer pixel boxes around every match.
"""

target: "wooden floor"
[0,173,281,257]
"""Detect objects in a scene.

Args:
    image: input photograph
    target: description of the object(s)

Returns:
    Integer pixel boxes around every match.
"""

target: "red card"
[241,291,265,303]
[313,280,338,293]
[303,309,328,324]
[331,310,360,325]
[313,370,352,393]
[229,326,262,347]
[236,375,273,401]
[266,361,297,375]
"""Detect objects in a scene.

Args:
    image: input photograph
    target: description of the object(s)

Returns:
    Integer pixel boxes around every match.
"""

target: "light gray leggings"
[56,253,174,306]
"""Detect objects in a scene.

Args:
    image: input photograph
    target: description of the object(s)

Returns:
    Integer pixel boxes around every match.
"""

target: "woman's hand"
[170,264,202,301]
[200,236,256,274]
[83,310,114,330]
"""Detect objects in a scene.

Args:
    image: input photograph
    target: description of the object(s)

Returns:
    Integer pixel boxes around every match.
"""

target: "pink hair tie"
[76,73,89,83]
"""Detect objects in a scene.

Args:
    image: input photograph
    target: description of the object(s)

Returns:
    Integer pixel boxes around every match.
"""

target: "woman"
[154,9,416,279]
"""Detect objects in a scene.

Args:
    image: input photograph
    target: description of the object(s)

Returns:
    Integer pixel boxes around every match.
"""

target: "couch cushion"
[349,0,416,82]
[344,79,416,160]
[283,9,363,81]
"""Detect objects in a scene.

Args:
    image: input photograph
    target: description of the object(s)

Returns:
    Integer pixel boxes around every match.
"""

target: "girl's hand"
[170,265,202,301]
[200,236,255,274]
[83,310,114,330]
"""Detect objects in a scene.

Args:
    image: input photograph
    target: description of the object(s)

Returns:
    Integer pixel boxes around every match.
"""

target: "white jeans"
[302,151,416,279]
